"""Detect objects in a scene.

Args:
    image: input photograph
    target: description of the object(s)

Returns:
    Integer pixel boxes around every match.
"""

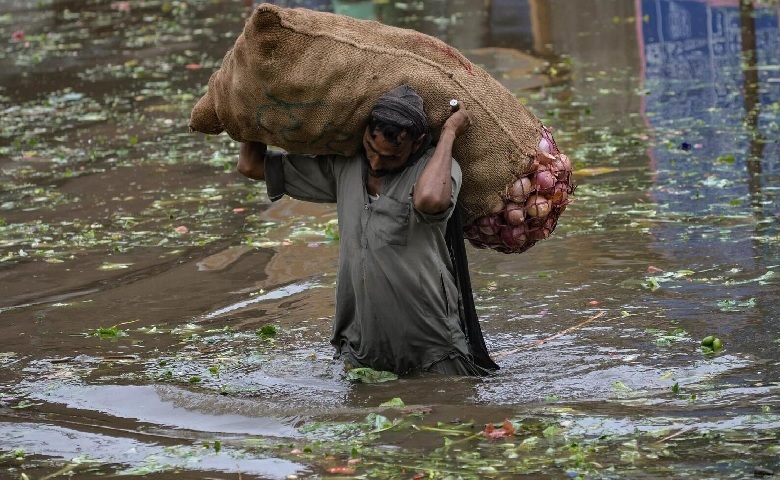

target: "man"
[237,85,498,376]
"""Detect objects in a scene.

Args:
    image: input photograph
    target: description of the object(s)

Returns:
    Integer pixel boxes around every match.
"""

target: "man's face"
[362,127,422,177]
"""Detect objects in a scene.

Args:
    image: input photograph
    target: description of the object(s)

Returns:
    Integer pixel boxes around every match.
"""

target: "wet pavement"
[1,0,779,478]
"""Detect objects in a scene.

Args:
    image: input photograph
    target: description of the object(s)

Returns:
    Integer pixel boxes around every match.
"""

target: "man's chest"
[366,175,381,196]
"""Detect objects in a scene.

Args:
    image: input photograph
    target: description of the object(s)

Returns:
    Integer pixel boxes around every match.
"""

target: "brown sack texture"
[189,3,544,223]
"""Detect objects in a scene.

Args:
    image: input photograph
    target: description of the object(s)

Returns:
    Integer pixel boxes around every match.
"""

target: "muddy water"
[1,0,779,478]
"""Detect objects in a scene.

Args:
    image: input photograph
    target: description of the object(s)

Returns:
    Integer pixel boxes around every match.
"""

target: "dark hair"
[367,113,425,147]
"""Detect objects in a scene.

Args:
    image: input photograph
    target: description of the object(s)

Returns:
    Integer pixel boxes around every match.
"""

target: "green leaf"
[542,424,560,440]
[646,277,661,291]
[379,397,405,407]
[612,381,632,391]
[365,412,400,432]
[93,326,125,338]
[11,400,41,410]
[256,324,277,338]
[346,367,398,384]
[324,222,339,240]
[671,382,680,394]
[717,298,756,311]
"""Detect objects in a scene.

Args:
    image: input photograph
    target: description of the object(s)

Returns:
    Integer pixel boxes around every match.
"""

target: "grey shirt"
[265,148,478,374]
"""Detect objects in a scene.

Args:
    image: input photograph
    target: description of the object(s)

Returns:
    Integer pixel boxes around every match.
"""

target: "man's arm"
[237,141,267,180]
[413,105,473,214]
[236,141,339,203]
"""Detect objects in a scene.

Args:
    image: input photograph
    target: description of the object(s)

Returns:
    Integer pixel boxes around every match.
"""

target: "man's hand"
[237,141,268,180]
[442,107,473,139]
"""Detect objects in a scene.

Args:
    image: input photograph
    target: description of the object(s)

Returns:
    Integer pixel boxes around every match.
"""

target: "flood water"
[1,0,779,478]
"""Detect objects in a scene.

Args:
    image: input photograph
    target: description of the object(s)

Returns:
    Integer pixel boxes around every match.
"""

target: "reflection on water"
[640,0,779,219]
[265,0,537,52]
[0,422,305,478]
[202,281,319,319]
[28,384,303,436]
[635,0,779,376]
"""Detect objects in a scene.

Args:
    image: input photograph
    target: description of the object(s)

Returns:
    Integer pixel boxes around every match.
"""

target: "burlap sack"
[189,3,544,224]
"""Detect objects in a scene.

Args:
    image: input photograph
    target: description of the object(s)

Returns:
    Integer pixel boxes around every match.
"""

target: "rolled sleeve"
[264,150,338,203]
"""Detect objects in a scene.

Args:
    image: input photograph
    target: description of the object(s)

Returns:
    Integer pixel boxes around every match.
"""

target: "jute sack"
[189,3,545,225]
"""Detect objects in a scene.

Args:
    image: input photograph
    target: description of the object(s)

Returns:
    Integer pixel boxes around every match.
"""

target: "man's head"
[363,85,429,177]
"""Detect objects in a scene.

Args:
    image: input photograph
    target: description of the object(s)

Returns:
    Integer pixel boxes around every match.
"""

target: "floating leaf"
[324,222,340,240]
[379,397,405,408]
[99,262,132,271]
[11,400,41,409]
[347,368,398,384]
[256,324,277,338]
[646,276,662,291]
[717,298,756,311]
[612,380,632,391]
[93,326,125,338]
[365,412,400,432]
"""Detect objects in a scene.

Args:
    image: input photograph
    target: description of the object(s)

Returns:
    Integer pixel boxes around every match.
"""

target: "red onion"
[510,223,528,245]
[550,157,568,178]
[536,151,556,166]
[559,153,572,171]
[512,227,528,247]
[541,127,560,155]
[499,225,516,246]
[500,224,529,248]
[525,195,550,219]
[488,195,505,214]
[509,176,533,202]
[476,215,498,235]
[535,169,556,195]
[539,137,552,154]
[504,202,525,226]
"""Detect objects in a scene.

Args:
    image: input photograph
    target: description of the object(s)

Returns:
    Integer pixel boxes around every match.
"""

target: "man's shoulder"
[331,152,362,171]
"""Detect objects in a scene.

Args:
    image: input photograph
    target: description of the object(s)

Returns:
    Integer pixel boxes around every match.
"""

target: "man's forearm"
[413,129,456,214]
[237,141,267,180]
